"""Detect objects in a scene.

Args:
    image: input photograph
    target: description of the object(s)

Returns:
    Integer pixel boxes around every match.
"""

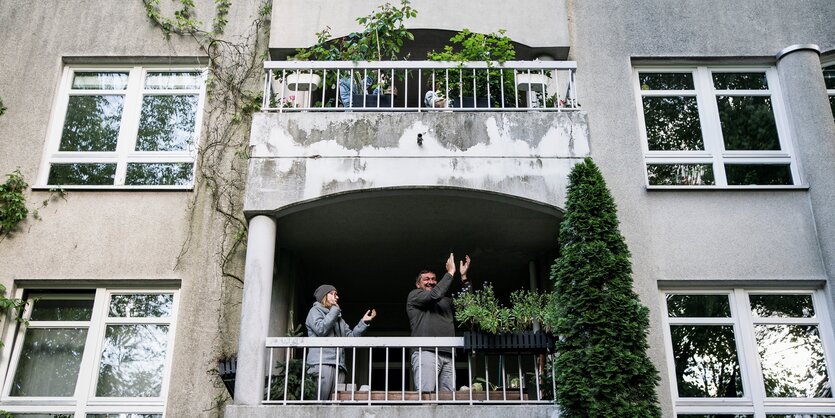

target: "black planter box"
[463,331,555,354]
[218,355,237,396]
[453,96,491,108]
[350,94,395,109]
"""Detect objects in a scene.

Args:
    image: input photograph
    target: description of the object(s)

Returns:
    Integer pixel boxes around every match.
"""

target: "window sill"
[646,185,809,191]
[32,185,194,192]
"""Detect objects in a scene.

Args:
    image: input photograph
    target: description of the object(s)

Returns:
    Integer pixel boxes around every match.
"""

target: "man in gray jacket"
[406,253,471,392]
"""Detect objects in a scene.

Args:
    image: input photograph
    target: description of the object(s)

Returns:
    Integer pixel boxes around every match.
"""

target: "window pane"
[716,96,779,150]
[135,95,198,151]
[145,71,202,90]
[755,325,831,398]
[71,72,129,90]
[59,95,123,151]
[10,414,74,418]
[829,96,834,122]
[10,328,88,397]
[643,96,704,150]
[48,163,116,185]
[725,164,792,186]
[125,163,193,186]
[87,414,162,418]
[96,324,169,397]
[671,325,743,398]
[678,415,752,418]
[750,294,814,318]
[647,164,715,186]
[767,415,835,418]
[30,298,94,321]
[713,72,768,90]
[667,294,730,317]
[640,73,694,90]
[109,294,173,318]
[823,68,835,89]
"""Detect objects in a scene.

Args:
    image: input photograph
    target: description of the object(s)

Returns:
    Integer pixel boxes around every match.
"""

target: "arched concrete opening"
[268,187,564,336]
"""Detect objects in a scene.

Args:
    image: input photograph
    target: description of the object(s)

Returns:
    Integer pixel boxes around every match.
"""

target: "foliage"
[0,284,26,348]
[427,29,516,103]
[453,283,547,333]
[0,96,6,117]
[293,0,417,62]
[548,157,661,417]
[0,169,28,236]
[291,0,417,93]
[143,0,233,37]
[268,358,320,401]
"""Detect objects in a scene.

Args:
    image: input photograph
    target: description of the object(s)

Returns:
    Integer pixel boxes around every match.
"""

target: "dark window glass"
[725,164,792,185]
[823,68,835,90]
[716,96,780,150]
[647,164,715,186]
[713,72,768,90]
[671,325,744,398]
[667,294,731,317]
[48,163,117,186]
[30,298,94,321]
[135,95,198,151]
[59,95,123,152]
[639,73,694,90]
[750,294,814,318]
[108,294,173,318]
[125,163,193,186]
[829,96,834,122]
[643,96,704,150]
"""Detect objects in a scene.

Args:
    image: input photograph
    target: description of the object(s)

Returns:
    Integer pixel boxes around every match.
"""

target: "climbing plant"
[0,97,6,117]
[0,169,28,237]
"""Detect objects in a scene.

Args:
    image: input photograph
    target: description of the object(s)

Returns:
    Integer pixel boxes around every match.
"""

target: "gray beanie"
[314,284,336,302]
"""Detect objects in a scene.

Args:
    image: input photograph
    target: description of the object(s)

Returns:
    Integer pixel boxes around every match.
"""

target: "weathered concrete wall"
[270,0,569,54]
[245,112,590,213]
[570,0,835,415]
[0,1,265,416]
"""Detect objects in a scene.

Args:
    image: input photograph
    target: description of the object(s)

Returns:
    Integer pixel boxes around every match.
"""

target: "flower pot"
[463,331,555,354]
[350,94,396,109]
[285,73,322,91]
[453,96,491,108]
[515,73,549,92]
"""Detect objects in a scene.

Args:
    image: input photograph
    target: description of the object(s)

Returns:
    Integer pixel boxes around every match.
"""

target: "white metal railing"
[262,61,578,112]
[263,336,555,405]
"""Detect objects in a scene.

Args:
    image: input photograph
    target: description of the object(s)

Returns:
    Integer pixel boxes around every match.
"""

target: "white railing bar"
[501,355,507,401]
[417,347,422,399]
[300,347,308,402]
[263,69,272,109]
[334,345,341,401]
[468,351,473,405]
[534,354,541,400]
[517,354,523,400]
[401,347,405,401]
[265,60,577,70]
[317,348,324,401]
[451,349,456,402]
[368,347,373,406]
[351,347,357,402]
[418,68,422,112]
[267,336,464,347]
[435,347,439,402]
[385,347,389,401]
[266,348,274,401]
[485,355,490,401]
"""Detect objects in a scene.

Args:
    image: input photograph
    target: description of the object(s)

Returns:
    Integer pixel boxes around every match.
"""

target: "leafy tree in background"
[549,157,661,417]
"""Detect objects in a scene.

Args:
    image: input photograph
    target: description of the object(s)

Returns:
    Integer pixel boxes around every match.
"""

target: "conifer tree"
[549,158,661,417]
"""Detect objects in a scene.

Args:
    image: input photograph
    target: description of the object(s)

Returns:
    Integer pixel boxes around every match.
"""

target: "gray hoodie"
[305,302,369,369]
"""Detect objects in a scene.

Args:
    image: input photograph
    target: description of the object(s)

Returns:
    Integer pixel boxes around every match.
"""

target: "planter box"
[217,355,237,396]
[453,96,491,108]
[350,94,396,109]
[463,331,554,354]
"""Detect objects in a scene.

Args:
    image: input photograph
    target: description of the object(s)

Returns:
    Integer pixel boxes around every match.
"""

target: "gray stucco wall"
[0,1,265,416]
[570,0,835,415]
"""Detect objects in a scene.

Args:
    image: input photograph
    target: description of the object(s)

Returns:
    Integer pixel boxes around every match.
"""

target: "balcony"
[261,60,578,112]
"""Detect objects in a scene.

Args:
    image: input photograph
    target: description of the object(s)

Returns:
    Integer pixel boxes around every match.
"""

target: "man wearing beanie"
[306,284,376,400]
[406,253,472,393]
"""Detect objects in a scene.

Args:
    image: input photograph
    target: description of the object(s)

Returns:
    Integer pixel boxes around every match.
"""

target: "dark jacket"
[406,273,472,353]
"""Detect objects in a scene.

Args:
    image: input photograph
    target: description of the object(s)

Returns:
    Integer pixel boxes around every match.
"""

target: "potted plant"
[289,0,417,108]
[427,29,517,108]
[453,283,555,354]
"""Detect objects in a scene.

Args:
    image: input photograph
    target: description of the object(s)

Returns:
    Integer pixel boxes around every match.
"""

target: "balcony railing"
[264,336,555,405]
[262,61,578,112]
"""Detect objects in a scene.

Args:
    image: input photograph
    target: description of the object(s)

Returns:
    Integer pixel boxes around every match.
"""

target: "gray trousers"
[411,350,454,392]
[307,364,345,401]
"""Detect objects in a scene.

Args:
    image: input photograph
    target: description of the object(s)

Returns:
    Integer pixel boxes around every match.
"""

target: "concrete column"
[234,215,278,405]
[775,44,835,332]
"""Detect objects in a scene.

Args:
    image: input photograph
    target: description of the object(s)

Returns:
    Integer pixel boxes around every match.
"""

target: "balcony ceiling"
[274,188,562,334]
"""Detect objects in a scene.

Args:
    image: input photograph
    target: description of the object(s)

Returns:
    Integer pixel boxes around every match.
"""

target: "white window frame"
[660,288,835,417]
[635,66,802,189]
[824,62,835,121]
[37,65,207,190]
[0,288,179,417]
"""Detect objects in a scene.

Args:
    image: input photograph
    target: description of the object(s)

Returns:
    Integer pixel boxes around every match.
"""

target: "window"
[661,289,835,417]
[636,67,799,187]
[825,64,835,123]
[39,66,206,188]
[1,289,177,417]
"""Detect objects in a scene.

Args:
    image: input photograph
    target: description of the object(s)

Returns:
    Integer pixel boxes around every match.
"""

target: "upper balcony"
[261,60,578,112]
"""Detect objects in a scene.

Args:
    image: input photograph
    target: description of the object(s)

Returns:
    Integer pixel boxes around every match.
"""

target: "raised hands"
[446,253,456,275]
[362,308,377,324]
[459,255,471,281]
